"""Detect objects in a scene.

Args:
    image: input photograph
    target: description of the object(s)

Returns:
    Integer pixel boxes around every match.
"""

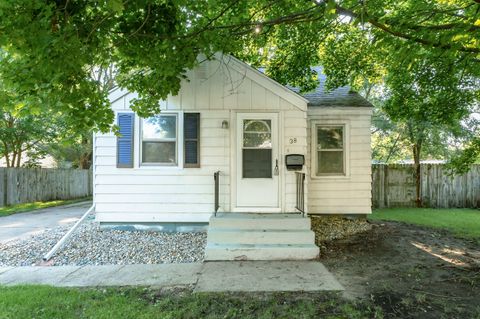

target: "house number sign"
[289,138,297,144]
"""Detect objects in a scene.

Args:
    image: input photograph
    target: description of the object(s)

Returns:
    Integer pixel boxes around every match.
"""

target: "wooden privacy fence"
[0,165,477,208]
[372,164,480,208]
[0,168,92,207]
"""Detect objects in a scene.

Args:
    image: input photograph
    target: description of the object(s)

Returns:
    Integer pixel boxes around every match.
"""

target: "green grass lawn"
[0,197,91,217]
[370,208,480,239]
[0,286,379,319]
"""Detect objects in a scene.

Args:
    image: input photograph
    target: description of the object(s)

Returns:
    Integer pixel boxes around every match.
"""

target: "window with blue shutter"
[184,113,200,167]
[117,113,134,168]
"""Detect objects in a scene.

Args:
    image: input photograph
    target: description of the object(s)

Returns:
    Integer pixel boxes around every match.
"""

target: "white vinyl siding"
[283,108,308,212]
[307,107,372,215]
[95,110,231,222]
[95,56,308,223]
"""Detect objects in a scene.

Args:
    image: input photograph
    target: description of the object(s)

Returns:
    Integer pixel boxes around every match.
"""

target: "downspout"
[43,204,95,261]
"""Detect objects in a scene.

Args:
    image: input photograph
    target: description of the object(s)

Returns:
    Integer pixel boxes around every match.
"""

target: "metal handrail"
[295,172,306,216]
[214,171,220,216]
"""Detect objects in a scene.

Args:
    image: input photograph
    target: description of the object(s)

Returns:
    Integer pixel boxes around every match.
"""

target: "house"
[93,54,372,260]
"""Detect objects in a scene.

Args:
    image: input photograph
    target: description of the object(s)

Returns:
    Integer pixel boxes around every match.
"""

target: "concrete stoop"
[205,213,320,261]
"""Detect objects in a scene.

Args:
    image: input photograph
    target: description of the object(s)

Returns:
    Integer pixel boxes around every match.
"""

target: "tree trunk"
[78,135,92,169]
[16,149,22,167]
[4,154,10,168]
[3,146,10,168]
[412,143,422,207]
[78,152,91,169]
[11,151,16,168]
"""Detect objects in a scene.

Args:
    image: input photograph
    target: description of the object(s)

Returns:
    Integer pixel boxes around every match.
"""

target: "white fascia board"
[108,87,130,104]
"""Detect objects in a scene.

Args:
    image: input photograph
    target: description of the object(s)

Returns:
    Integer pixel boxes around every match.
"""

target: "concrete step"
[205,243,320,261]
[210,213,310,230]
[207,229,315,245]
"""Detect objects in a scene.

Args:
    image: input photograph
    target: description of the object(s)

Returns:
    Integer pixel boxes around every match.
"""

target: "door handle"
[274,159,279,176]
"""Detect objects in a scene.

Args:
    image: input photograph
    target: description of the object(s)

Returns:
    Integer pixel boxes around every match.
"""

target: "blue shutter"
[184,113,200,167]
[117,113,134,168]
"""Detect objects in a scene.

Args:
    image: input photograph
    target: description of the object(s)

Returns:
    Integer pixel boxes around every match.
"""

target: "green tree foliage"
[371,108,411,163]
[237,1,480,173]
[371,54,478,206]
[0,0,249,131]
[1,0,478,126]
[384,52,477,187]
[0,108,58,168]
[48,130,93,169]
[46,65,118,169]
[446,134,480,174]
[0,0,478,169]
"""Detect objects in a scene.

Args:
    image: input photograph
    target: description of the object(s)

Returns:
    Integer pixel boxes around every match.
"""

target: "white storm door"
[236,113,280,211]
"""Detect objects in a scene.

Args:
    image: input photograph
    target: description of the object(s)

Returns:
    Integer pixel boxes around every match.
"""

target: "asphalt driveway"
[0,201,92,244]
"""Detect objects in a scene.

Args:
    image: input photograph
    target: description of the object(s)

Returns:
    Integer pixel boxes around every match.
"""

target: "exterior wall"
[307,107,372,214]
[94,56,308,223]
[283,108,308,212]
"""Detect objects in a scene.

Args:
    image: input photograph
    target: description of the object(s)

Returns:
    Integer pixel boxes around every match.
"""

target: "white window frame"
[310,119,350,179]
[140,113,180,167]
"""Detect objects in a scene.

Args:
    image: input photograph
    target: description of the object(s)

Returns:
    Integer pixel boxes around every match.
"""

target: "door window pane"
[244,120,271,132]
[243,120,272,148]
[243,132,272,148]
[243,149,272,178]
[242,119,273,178]
[142,142,176,163]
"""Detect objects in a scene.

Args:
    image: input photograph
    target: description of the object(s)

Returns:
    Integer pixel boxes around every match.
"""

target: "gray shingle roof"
[261,66,373,108]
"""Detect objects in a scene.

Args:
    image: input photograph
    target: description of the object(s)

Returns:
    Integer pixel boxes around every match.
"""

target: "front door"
[235,113,280,211]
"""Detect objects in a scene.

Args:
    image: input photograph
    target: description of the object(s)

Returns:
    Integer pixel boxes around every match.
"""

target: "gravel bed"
[0,218,206,267]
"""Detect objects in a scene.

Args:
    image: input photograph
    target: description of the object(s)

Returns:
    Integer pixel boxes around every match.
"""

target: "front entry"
[235,113,280,211]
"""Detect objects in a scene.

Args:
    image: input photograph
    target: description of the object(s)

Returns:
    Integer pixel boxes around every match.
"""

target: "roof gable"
[217,54,308,110]
[108,57,372,110]
[108,54,309,111]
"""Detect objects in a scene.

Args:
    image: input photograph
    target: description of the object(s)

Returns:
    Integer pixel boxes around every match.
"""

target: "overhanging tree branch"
[334,4,480,54]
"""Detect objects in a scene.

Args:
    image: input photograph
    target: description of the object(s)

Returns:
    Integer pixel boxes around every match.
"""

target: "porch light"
[222,120,229,129]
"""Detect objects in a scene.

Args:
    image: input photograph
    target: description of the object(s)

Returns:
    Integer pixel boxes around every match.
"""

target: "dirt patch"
[321,221,480,318]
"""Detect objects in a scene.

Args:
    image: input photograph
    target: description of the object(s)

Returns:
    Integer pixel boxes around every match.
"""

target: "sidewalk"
[0,261,344,292]
[0,201,92,243]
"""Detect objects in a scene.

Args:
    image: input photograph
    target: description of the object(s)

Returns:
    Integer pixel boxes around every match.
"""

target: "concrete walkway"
[0,261,344,292]
[0,201,92,244]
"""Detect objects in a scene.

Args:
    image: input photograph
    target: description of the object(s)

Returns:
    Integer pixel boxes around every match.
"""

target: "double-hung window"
[316,125,345,175]
[141,114,178,165]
